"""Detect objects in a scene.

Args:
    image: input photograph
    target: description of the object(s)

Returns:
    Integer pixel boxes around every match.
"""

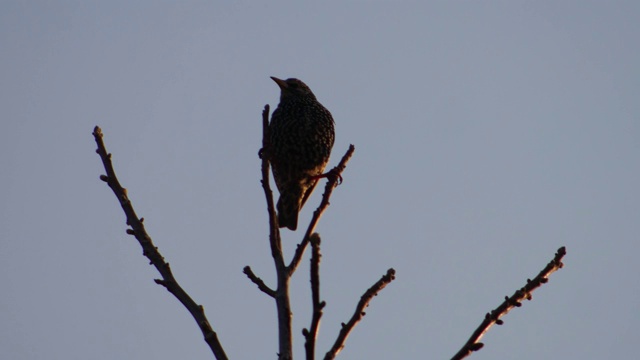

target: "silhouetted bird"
[269,77,335,231]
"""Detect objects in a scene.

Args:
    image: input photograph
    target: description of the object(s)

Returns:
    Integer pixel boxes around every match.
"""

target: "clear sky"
[1,2,638,359]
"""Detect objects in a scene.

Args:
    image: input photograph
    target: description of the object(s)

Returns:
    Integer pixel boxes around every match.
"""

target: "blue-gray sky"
[1,2,638,359]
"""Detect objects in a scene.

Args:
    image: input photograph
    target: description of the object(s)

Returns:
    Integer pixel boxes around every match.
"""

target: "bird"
[268,77,335,231]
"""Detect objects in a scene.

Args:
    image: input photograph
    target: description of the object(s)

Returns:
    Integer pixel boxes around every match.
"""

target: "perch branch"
[451,246,567,360]
[257,105,285,263]
[303,233,325,360]
[324,268,396,360]
[92,126,228,360]
[288,145,355,275]
[253,105,293,359]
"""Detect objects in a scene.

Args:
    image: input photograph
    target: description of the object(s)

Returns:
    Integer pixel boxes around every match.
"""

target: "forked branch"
[249,101,397,360]
[247,104,357,360]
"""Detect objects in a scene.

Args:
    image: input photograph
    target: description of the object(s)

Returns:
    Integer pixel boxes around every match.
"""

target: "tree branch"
[243,266,276,297]
[288,145,356,275]
[303,233,325,360]
[258,105,285,266]
[252,105,293,359]
[324,268,397,360]
[451,246,567,360]
[92,126,228,360]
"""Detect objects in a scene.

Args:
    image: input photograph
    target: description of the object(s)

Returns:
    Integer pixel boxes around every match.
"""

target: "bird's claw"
[311,169,343,185]
[259,147,272,161]
[328,169,343,185]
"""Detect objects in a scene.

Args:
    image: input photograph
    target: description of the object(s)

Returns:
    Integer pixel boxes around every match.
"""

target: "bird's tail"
[277,191,301,231]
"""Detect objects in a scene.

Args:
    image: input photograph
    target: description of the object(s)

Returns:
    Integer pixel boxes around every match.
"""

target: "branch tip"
[451,247,567,360]
[243,266,276,297]
[324,269,396,359]
[310,232,321,246]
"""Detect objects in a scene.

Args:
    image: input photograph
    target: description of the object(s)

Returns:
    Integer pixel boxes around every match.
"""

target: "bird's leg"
[310,168,343,185]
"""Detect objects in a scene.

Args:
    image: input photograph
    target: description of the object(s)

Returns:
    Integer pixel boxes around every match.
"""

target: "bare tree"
[92,104,565,360]
[242,106,395,360]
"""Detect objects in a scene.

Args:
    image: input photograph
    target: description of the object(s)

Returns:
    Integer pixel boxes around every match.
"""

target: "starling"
[268,77,335,231]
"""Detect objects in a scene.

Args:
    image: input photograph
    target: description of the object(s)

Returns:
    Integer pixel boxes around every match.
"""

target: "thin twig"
[304,233,325,360]
[288,145,356,275]
[92,126,228,360]
[451,246,567,360]
[324,268,396,360]
[243,266,276,297]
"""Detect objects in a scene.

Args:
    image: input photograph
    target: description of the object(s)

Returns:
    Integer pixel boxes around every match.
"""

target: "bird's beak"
[271,76,287,89]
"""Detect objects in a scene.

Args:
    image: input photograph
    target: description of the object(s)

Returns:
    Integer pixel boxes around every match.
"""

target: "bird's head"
[271,77,317,101]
